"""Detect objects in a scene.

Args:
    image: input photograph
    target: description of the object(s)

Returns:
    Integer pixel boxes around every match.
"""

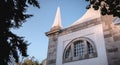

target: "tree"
[17,56,41,65]
[85,0,120,17]
[0,0,40,65]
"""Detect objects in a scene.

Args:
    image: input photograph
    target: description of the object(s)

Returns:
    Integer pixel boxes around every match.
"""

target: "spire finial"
[51,6,62,31]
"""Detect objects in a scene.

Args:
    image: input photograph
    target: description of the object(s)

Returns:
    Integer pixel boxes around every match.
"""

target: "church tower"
[46,6,120,65]
[46,7,62,65]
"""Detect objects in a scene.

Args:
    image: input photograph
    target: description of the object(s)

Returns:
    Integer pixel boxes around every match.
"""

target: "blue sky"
[12,0,88,63]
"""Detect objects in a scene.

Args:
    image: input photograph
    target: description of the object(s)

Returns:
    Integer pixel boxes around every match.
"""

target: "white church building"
[45,7,120,65]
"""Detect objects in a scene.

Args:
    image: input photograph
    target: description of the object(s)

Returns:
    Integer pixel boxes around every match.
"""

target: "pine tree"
[0,0,40,64]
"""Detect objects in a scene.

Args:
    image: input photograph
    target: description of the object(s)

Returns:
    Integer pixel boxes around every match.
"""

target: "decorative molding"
[59,18,101,36]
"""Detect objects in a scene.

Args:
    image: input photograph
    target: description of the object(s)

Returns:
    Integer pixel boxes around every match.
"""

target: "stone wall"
[101,15,120,65]
[46,31,60,65]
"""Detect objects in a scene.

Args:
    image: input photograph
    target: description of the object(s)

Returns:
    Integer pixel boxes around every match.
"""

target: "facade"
[45,7,120,65]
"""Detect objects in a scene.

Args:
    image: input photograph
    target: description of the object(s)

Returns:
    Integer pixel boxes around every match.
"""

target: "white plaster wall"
[56,24,108,65]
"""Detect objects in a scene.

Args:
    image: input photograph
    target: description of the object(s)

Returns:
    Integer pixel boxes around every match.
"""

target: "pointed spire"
[51,6,62,31]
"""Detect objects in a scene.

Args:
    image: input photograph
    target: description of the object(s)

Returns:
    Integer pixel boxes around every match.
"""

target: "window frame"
[63,37,97,63]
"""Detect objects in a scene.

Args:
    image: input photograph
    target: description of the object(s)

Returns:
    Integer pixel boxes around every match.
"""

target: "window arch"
[63,37,97,63]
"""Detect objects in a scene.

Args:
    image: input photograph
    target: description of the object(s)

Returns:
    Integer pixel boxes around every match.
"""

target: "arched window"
[63,37,97,63]
[74,40,85,57]
[65,47,71,58]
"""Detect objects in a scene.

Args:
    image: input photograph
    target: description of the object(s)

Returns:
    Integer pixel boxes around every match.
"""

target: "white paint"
[56,24,108,65]
[71,8,101,26]
[51,6,63,28]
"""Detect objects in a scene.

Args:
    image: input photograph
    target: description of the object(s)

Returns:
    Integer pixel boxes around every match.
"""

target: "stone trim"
[46,18,102,37]
[45,29,61,37]
[59,18,101,36]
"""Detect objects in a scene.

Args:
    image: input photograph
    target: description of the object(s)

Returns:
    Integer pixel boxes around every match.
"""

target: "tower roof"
[71,8,101,26]
[51,6,62,31]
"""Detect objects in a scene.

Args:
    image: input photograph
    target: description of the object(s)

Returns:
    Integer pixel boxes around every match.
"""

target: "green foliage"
[17,57,41,65]
[86,0,120,17]
[0,0,40,65]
